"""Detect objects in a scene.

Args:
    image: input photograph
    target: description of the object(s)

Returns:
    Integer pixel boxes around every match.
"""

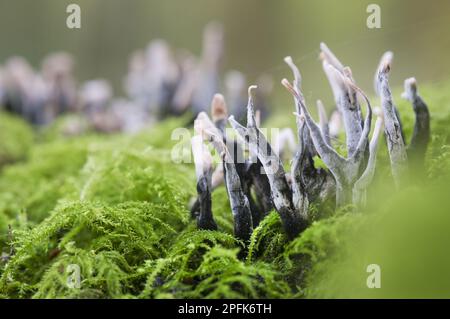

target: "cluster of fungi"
[190,43,430,245]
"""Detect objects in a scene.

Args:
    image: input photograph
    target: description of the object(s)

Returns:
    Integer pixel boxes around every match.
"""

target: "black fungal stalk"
[191,135,217,230]
[284,56,335,204]
[229,86,308,239]
[188,42,431,241]
[194,107,253,242]
[402,77,430,172]
[282,70,378,207]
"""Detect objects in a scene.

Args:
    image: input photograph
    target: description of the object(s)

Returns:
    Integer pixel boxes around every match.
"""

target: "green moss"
[0,139,90,226]
[0,112,34,168]
[0,81,450,298]
[1,200,187,298]
[247,211,287,264]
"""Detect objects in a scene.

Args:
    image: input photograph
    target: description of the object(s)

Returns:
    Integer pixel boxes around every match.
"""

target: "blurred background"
[1,0,449,107]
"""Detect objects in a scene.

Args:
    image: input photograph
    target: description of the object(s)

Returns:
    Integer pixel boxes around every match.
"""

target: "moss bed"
[1,81,450,298]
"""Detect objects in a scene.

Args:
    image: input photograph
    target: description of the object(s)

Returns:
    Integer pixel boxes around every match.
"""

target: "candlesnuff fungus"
[189,163,223,219]
[282,71,376,207]
[191,135,217,231]
[188,43,431,243]
[193,110,254,241]
[194,121,254,242]
[284,56,335,204]
[375,52,408,186]
[229,86,308,239]
[220,149,253,243]
[200,93,272,227]
[193,94,271,241]
[402,77,430,172]
[211,93,228,134]
[320,43,363,158]
[352,116,384,206]
[375,53,431,184]
[289,116,311,219]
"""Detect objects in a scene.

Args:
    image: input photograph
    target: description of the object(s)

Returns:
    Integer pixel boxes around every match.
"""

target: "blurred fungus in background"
[0,0,449,131]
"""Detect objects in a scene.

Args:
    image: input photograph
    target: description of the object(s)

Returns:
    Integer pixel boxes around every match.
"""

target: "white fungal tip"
[281,78,294,91]
[282,78,298,97]
[281,78,290,87]
[248,85,258,97]
[401,77,417,101]
[284,56,302,85]
[405,77,417,86]
[211,93,228,122]
[284,56,293,64]
[319,42,344,71]
[378,51,394,74]
[343,66,353,80]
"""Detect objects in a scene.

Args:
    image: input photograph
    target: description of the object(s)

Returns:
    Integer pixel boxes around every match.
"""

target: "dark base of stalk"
[196,177,217,231]
[197,217,218,231]
[278,207,308,240]
[233,207,253,244]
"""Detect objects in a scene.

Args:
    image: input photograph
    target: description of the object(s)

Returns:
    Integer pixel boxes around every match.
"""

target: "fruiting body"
[190,43,431,243]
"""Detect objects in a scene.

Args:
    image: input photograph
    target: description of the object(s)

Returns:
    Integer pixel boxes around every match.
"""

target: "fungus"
[282,74,373,207]
[193,96,256,241]
[402,77,430,172]
[375,51,408,186]
[191,135,217,231]
[229,86,308,239]
[320,44,363,157]
[374,53,431,184]
[284,56,335,204]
